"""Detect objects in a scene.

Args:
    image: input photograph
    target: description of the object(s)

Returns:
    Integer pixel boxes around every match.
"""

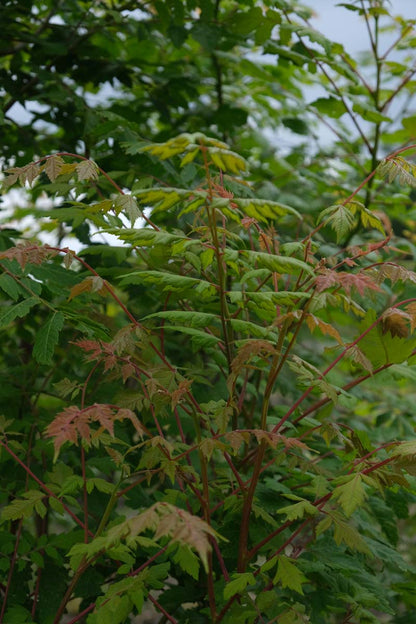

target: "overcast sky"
[311,0,415,53]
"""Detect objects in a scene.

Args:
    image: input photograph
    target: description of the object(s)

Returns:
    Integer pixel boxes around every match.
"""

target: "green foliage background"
[2,1,416,623]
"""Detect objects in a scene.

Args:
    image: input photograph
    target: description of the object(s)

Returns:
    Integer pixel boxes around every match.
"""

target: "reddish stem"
[0,519,23,622]
[80,444,89,543]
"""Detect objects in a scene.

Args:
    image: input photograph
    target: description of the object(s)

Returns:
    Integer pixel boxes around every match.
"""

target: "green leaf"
[233,198,300,221]
[223,572,256,600]
[332,474,367,517]
[161,325,222,348]
[208,147,247,173]
[352,103,391,124]
[318,203,356,242]
[359,309,416,367]
[239,250,314,276]
[228,291,311,311]
[144,310,217,328]
[173,544,200,580]
[118,270,217,299]
[377,156,416,187]
[0,273,22,301]
[310,96,345,119]
[1,490,47,521]
[0,297,38,328]
[391,440,416,458]
[273,556,307,594]
[133,187,206,214]
[229,318,279,340]
[229,7,264,35]
[277,499,318,521]
[33,312,64,365]
[331,513,371,554]
[114,195,141,223]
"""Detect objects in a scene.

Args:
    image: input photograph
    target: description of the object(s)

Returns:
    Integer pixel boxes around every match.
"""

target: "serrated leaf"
[49,497,65,515]
[305,313,343,344]
[160,325,221,348]
[332,514,371,554]
[180,148,199,166]
[228,290,310,310]
[118,270,216,299]
[44,155,65,181]
[208,147,246,173]
[223,572,256,600]
[105,502,220,573]
[234,198,300,221]
[0,273,22,301]
[377,156,416,187]
[76,159,99,181]
[144,310,217,328]
[273,556,307,594]
[391,440,416,458]
[332,474,367,517]
[1,490,46,521]
[114,195,141,223]
[68,276,107,301]
[239,250,313,276]
[277,499,318,521]
[173,544,200,579]
[33,312,64,364]
[358,309,416,367]
[310,96,345,119]
[0,297,38,327]
[318,203,356,242]
[347,345,374,373]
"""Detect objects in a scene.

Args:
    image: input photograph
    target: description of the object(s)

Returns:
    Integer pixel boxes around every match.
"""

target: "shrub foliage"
[2,2,416,623]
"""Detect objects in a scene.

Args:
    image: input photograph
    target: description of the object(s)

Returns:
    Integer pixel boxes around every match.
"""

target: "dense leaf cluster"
[2,2,416,624]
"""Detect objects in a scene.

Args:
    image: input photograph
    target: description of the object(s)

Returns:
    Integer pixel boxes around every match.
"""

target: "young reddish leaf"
[2,168,21,189]
[381,308,411,338]
[44,154,65,181]
[347,345,374,373]
[108,502,221,573]
[23,162,41,185]
[305,313,343,344]
[405,302,416,333]
[372,262,416,286]
[316,269,381,296]
[68,276,107,301]
[171,379,193,408]
[224,430,250,453]
[0,242,58,269]
[230,339,276,379]
[199,437,226,461]
[45,404,145,459]
[76,159,99,181]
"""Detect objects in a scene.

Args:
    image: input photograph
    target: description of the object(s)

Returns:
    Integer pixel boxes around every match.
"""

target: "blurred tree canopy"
[2,0,416,236]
